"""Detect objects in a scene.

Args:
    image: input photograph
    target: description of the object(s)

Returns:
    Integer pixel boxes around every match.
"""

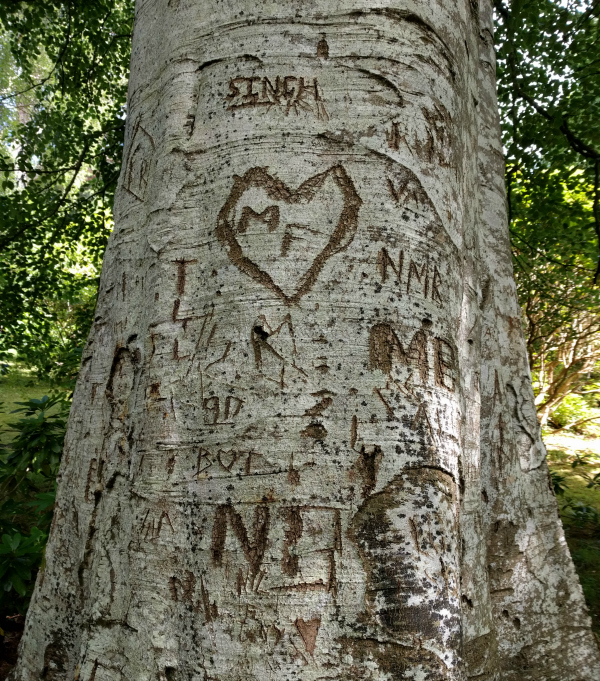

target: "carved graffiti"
[384,102,454,167]
[169,572,218,621]
[266,506,341,595]
[216,165,362,304]
[386,167,434,209]
[377,248,443,303]
[316,34,329,59]
[295,617,321,655]
[434,338,457,392]
[369,322,428,383]
[281,507,303,577]
[411,402,437,441]
[209,504,342,596]
[173,258,197,296]
[123,119,155,201]
[211,504,270,588]
[386,121,407,151]
[194,446,282,479]
[369,322,456,393]
[416,102,454,168]
[304,390,334,416]
[177,308,233,382]
[225,75,328,119]
[202,394,244,425]
[140,509,174,541]
[251,314,307,387]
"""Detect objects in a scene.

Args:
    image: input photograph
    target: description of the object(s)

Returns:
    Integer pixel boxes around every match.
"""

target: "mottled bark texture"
[12,0,600,679]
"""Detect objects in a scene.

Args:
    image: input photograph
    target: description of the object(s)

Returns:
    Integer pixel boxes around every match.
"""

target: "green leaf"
[10,572,26,596]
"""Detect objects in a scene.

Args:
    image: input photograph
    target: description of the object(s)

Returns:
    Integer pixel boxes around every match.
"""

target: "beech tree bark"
[12,0,600,679]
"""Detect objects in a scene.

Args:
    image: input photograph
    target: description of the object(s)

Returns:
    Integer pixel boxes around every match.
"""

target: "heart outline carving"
[216,164,362,305]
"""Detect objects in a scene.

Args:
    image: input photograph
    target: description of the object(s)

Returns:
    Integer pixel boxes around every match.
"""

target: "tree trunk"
[12,0,600,679]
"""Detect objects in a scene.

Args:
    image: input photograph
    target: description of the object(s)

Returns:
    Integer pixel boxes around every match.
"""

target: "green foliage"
[20,283,98,383]
[582,470,600,491]
[0,528,47,599]
[568,537,600,631]
[572,452,594,469]
[496,0,600,256]
[0,393,69,614]
[551,394,600,432]
[568,452,600,490]
[562,499,600,537]
[550,469,569,495]
[0,1,134,378]
[495,0,600,416]
[548,442,600,631]
[546,448,570,464]
[553,395,593,427]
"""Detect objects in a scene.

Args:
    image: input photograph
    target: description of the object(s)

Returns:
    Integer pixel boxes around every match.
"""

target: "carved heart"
[216,165,362,304]
[216,449,239,472]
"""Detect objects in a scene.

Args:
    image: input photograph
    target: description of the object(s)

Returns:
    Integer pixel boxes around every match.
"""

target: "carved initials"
[434,338,457,392]
[211,505,270,587]
[377,248,443,303]
[203,395,244,425]
[226,75,328,119]
[369,323,428,383]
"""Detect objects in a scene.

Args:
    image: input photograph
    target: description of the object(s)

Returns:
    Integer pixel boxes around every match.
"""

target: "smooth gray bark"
[12,0,600,679]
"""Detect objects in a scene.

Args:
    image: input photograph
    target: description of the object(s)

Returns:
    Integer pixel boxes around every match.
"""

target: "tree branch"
[551,415,600,434]
[516,88,600,161]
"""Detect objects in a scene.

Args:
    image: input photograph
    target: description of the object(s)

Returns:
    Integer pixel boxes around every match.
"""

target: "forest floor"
[0,369,599,657]
[545,432,600,635]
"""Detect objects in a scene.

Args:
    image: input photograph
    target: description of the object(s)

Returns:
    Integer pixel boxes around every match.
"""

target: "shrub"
[550,470,569,495]
[561,499,600,538]
[0,393,69,615]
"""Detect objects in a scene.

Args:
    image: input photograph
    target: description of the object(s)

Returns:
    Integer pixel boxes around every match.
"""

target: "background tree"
[0,1,133,381]
[495,0,600,427]
[0,0,133,642]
